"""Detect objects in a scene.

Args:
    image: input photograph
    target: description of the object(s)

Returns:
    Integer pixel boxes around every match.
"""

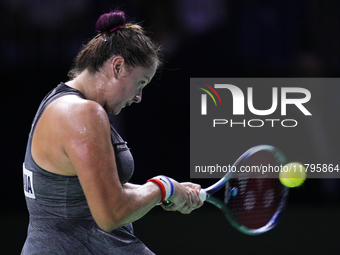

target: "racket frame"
[203,144,289,235]
[204,144,286,197]
[164,145,289,235]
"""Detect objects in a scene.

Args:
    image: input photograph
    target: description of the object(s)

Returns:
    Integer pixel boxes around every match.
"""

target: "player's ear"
[112,56,125,78]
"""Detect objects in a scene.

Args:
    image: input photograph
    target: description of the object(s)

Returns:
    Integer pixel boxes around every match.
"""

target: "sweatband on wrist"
[147,175,174,203]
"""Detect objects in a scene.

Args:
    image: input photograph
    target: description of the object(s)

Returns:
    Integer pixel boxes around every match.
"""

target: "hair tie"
[110,26,123,32]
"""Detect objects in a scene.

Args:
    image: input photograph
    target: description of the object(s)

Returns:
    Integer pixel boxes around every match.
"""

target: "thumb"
[194,185,201,194]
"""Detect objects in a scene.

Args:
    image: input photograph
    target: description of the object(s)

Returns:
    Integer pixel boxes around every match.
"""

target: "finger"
[160,203,181,212]
[162,199,187,212]
[186,188,197,206]
[187,192,204,210]
[182,205,196,214]
[194,185,201,193]
[189,188,201,203]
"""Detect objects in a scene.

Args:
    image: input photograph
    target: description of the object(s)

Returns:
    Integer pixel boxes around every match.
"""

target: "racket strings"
[226,151,284,230]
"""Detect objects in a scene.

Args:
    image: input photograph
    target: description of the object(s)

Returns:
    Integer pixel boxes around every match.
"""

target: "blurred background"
[1,0,340,254]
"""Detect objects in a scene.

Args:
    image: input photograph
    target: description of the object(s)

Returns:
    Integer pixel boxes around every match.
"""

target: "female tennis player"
[21,10,203,254]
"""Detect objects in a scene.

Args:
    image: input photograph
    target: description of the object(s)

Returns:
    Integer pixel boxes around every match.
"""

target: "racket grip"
[199,189,207,201]
[162,189,207,207]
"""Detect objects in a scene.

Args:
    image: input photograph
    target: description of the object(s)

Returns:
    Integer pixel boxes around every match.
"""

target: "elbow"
[96,219,118,233]
[97,223,116,233]
[95,213,127,233]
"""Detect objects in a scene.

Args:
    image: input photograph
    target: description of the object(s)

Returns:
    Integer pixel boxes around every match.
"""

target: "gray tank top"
[21,83,154,254]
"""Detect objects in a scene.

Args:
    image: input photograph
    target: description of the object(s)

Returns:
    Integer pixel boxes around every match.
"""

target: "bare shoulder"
[51,95,107,121]
[32,95,111,175]
[49,95,113,154]
[41,95,111,146]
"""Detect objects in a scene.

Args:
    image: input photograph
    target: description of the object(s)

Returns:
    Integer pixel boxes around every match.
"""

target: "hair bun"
[95,10,126,33]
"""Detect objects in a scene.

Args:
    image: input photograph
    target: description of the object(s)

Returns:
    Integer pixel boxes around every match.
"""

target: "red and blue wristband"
[147,175,174,203]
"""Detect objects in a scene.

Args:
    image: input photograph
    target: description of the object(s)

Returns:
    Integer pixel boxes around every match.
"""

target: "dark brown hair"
[68,10,162,79]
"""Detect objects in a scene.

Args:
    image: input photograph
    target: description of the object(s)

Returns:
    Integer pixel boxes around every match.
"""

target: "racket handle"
[162,189,207,207]
[199,189,207,201]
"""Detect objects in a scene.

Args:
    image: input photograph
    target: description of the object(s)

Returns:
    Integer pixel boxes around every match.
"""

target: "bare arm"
[63,100,198,232]
[123,183,141,189]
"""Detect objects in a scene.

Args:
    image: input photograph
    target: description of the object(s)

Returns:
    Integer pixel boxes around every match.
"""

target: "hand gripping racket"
[164,145,289,235]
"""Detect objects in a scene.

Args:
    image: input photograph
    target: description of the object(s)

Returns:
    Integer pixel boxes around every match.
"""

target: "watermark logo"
[200,84,312,116]
[196,80,312,128]
[190,78,338,179]
[198,82,222,115]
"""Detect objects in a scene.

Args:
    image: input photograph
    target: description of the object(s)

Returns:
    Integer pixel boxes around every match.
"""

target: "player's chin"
[110,106,123,115]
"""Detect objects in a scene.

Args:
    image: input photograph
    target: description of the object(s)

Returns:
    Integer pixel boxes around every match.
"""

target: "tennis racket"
[164,145,289,235]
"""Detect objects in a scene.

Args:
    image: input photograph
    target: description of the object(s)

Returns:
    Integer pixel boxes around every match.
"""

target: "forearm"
[104,182,162,231]
[123,182,142,189]
[86,177,201,232]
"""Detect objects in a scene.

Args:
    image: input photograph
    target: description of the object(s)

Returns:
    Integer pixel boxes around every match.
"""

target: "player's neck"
[66,71,103,103]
